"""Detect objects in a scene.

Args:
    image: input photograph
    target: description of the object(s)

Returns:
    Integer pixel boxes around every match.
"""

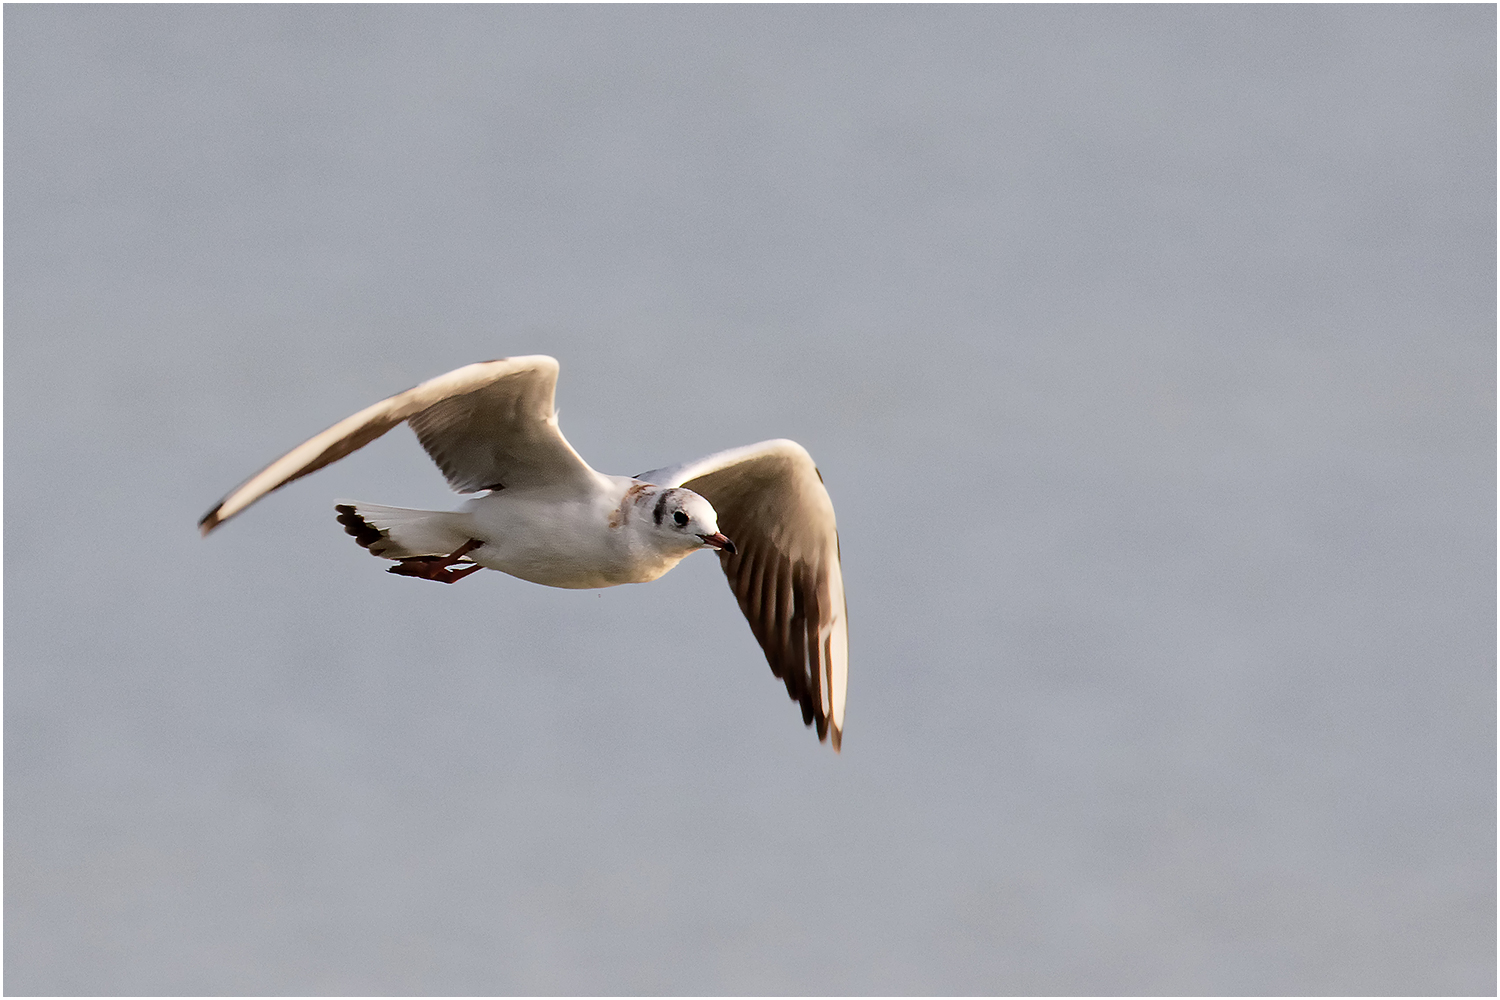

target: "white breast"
[458,478,685,589]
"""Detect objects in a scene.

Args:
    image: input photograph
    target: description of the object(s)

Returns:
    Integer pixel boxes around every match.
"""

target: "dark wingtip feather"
[334,504,387,553]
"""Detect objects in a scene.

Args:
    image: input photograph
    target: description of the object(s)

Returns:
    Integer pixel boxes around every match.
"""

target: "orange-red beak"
[699,532,737,555]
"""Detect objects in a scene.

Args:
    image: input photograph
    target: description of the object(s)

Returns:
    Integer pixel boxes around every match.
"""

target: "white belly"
[458,488,687,589]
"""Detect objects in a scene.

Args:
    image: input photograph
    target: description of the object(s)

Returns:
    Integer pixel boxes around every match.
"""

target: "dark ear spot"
[653,491,670,526]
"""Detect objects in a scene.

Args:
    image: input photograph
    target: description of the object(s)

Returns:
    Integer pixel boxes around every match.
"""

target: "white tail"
[333,502,471,559]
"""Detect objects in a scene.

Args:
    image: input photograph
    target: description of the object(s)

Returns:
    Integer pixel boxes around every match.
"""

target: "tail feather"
[334,502,471,560]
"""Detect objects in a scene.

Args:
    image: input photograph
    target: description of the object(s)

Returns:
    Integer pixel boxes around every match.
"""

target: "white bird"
[199,355,848,749]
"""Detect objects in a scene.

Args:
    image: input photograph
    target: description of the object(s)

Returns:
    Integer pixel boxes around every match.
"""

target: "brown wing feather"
[680,445,845,749]
[406,365,592,493]
[199,356,594,534]
[721,542,815,728]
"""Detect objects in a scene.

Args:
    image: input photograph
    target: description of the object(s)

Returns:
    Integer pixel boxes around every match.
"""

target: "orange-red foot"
[387,539,485,584]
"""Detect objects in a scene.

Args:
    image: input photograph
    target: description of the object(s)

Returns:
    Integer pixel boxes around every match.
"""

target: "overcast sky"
[6,6,1494,995]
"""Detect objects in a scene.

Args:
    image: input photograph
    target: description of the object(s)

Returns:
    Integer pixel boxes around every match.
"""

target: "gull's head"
[643,486,737,556]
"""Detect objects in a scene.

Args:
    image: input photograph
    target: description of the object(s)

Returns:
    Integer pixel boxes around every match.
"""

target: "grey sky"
[6,5,1494,995]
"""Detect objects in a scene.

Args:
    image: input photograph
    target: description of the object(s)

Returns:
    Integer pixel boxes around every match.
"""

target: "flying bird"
[199,356,847,749]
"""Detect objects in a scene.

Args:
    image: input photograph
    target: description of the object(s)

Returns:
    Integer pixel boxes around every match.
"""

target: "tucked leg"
[387,539,485,584]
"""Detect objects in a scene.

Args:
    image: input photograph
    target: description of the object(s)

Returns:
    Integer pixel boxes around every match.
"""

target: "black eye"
[673,510,689,527]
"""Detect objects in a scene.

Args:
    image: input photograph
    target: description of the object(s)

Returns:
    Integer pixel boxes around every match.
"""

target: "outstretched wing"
[200,355,596,534]
[640,439,848,750]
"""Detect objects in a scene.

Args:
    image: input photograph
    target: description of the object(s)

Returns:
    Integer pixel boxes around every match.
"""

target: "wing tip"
[198,507,223,537]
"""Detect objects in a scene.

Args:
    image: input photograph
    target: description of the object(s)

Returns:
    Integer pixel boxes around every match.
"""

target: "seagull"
[199,355,847,749]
